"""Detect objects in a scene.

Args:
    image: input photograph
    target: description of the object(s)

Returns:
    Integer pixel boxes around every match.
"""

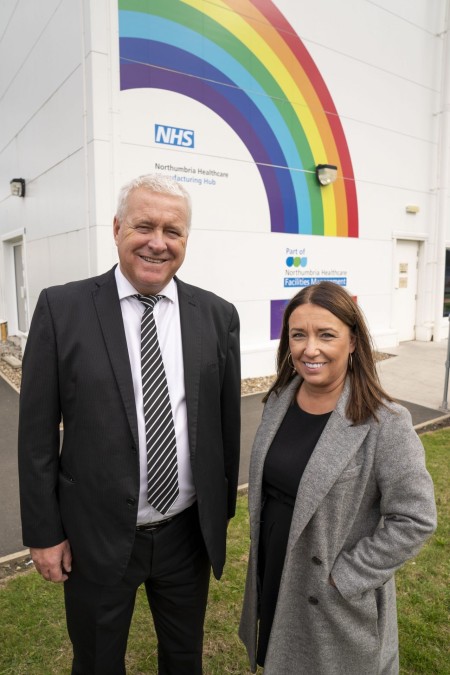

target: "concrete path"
[0,375,26,558]
[377,339,450,411]
[2,338,449,559]
[238,339,450,486]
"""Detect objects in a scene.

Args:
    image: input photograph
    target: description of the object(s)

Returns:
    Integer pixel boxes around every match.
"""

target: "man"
[18,174,241,674]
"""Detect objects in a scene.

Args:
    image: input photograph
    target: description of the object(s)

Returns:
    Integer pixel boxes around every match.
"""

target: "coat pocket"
[335,464,363,483]
[59,469,75,485]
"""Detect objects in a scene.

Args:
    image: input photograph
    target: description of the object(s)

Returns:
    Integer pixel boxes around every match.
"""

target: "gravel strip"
[0,338,22,391]
[0,338,393,397]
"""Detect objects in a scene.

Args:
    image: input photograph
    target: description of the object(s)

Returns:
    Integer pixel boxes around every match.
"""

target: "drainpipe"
[80,0,92,277]
[433,0,450,341]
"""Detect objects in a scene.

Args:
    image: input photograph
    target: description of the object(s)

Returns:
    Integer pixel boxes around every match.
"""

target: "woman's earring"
[348,353,353,371]
[288,353,296,374]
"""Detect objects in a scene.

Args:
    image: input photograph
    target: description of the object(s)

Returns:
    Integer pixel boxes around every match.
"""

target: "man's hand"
[30,540,72,583]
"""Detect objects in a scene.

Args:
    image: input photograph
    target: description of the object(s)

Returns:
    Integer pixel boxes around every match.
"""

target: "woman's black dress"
[257,400,332,666]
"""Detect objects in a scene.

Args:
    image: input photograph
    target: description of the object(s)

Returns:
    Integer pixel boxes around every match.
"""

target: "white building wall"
[0,0,119,329]
[0,0,449,378]
[300,0,446,347]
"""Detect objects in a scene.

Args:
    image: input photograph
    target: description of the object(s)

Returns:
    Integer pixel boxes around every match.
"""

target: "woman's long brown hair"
[264,281,393,424]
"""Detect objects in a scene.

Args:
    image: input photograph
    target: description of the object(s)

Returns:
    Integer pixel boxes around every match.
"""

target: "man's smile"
[139,255,167,264]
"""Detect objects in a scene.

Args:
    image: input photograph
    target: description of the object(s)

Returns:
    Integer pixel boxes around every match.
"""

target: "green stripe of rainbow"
[119,0,358,237]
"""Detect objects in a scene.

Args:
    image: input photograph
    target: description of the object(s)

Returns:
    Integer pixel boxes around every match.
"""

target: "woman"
[239,281,436,675]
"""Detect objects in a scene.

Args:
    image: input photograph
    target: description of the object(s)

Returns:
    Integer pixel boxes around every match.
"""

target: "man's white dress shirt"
[115,266,195,523]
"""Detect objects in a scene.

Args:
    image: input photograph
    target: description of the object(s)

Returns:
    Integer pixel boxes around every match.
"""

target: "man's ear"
[113,216,120,245]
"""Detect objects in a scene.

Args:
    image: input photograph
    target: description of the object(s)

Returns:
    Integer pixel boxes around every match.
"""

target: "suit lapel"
[176,278,201,458]
[92,268,139,448]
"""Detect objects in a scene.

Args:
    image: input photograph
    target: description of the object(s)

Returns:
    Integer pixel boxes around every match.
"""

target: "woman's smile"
[289,303,355,393]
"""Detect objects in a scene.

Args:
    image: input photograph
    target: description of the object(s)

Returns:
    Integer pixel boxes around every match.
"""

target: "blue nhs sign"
[154,124,195,148]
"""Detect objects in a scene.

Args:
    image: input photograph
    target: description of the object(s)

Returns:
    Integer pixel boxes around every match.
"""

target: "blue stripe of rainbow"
[118,0,358,237]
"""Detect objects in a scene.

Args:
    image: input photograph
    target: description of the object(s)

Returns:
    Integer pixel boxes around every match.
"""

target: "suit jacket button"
[127,497,136,506]
[312,556,322,565]
[308,596,319,605]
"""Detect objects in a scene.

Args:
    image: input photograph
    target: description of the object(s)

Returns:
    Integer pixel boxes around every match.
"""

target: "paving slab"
[377,339,450,411]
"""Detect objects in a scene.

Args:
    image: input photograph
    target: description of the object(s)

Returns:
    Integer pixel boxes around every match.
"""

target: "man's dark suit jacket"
[18,267,241,585]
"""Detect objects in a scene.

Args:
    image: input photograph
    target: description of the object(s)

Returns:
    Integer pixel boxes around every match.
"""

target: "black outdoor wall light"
[10,178,26,197]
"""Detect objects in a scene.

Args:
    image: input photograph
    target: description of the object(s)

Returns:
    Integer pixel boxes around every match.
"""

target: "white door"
[13,242,28,332]
[393,240,419,342]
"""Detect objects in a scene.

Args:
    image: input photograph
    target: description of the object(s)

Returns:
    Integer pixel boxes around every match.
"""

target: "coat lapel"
[176,278,201,458]
[249,378,371,547]
[92,268,139,448]
[248,379,299,517]
[287,381,370,548]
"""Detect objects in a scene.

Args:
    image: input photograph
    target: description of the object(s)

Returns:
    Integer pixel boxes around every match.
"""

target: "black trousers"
[64,502,211,675]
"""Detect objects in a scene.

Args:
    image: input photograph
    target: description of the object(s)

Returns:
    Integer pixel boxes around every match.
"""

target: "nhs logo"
[154,124,195,148]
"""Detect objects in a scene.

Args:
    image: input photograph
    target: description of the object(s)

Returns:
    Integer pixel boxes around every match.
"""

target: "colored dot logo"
[286,256,307,268]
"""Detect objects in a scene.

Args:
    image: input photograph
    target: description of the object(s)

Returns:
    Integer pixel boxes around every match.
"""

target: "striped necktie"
[136,294,179,515]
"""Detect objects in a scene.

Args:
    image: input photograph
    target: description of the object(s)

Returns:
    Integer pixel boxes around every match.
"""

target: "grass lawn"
[1,430,448,674]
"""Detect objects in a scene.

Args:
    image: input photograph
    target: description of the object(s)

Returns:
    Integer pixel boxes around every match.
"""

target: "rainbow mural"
[118,0,358,237]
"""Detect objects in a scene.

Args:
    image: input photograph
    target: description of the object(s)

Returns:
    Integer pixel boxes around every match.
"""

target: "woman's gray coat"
[239,378,437,674]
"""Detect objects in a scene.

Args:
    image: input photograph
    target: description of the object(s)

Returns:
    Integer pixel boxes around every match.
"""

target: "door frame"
[391,232,428,342]
[1,228,29,338]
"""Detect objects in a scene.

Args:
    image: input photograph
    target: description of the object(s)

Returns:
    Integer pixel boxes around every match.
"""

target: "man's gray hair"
[116,174,192,230]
